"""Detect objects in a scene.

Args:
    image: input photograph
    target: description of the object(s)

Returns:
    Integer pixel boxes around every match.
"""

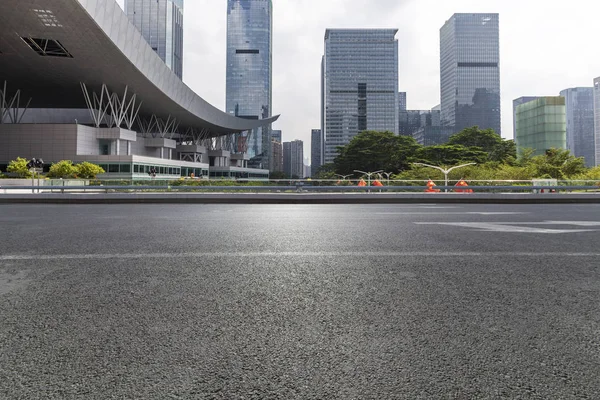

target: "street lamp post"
[26,158,44,194]
[354,170,383,189]
[334,174,353,182]
[380,172,393,186]
[412,163,476,192]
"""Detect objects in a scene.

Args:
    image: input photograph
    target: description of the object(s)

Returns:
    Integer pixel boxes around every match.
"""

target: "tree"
[333,131,421,175]
[47,160,78,179]
[7,157,33,178]
[416,145,488,166]
[312,163,336,179]
[448,126,516,162]
[528,148,586,179]
[76,162,105,179]
[269,171,288,180]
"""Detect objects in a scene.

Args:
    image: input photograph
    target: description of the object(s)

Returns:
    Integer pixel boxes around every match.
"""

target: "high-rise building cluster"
[311,14,505,174]
[514,84,599,166]
[123,2,599,173]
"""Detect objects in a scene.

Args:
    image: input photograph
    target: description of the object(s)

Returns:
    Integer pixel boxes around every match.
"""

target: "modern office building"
[269,139,283,172]
[515,97,566,156]
[283,140,304,178]
[513,97,539,139]
[0,0,278,180]
[594,77,600,166]
[398,92,407,112]
[124,0,184,79]
[403,107,454,146]
[440,13,501,135]
[322,29,399,164]
[560,87,595,167]
[226,0,273,170]
[271,129,282,143]
[311,129,323,177]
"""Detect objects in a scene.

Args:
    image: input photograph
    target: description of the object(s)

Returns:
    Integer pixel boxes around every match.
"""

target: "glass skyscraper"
[322,29,399,164]
[560,87,595,167]
[311,129,322,177]
[594,78,600,166]
[226,0,273,170]
[440,13,501,136]
[124,0,184,79]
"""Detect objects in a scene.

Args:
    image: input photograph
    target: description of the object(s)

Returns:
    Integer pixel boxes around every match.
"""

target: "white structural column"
[80,83,142,129]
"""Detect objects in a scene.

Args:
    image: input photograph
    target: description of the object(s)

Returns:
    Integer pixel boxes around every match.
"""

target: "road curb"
[1,193,600,204]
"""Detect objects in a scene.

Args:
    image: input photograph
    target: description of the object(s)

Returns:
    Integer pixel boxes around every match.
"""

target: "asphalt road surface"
[1,204,599,399]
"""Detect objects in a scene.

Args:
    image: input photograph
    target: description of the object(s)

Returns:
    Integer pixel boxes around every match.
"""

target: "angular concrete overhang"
[0,0,279,137]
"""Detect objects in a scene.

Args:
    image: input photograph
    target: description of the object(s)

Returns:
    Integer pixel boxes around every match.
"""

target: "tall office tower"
[283,140,304,178]
[322,29,399,164]
[513,97,539,139]
[440,14,501,135]
[593,78,600,166]
[124,0,184,79]
[560,87,595,167]
[311,129,322,177]
[269,139,283,172]
[226,0,273,170]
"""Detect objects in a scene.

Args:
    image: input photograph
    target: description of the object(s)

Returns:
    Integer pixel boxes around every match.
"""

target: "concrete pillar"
[127,141,131,156]
[169,149,172,160]
[115,140,120,155]
[160,147,164,159]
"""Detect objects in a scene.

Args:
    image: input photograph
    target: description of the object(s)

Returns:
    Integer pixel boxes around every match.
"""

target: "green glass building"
[515,97,566,156]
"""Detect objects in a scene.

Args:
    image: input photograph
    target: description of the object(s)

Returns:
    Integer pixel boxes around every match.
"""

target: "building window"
[21,37,73,58]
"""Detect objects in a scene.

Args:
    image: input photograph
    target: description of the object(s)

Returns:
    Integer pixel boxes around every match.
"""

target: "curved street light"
[379,172,394,186]
[412,162,476,192]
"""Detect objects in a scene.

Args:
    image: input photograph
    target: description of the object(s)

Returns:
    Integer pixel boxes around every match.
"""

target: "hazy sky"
[116,0,600,162]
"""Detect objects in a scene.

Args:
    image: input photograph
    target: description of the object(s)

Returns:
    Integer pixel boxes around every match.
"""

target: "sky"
[116,0,600,163]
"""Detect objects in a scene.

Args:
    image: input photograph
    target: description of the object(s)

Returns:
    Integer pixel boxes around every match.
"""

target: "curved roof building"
[0,0,279,136]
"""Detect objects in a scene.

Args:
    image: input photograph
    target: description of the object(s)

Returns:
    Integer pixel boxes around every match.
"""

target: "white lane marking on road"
[377,212,528,215]
[415,222,598,234]
[1,252,600,261]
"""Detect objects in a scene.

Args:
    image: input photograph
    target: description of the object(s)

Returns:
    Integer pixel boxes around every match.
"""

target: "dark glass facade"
[124,0,184,79]
[594,78,600,166]
[560,88,595,167]
[323,29,399,164]
[311,129,322,177]
[440,14,501,135]
[226,0,272,170]
[398,92,407,112]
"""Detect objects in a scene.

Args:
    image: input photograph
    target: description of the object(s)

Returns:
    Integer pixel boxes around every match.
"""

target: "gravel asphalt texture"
[1,204,599,399]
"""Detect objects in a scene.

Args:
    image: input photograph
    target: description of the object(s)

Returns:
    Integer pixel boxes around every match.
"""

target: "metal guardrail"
[2,185,599,193]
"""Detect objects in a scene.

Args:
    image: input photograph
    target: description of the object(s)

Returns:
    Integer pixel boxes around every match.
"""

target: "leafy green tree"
[416,144,488,166]
[47,160,78,179]
[528,148,586,179]
[7,157,33,178]
[448,126,516,162]
[333,131,421,175]
[269,171,288,180]
[313,163,336,179]
[76,162,105,179]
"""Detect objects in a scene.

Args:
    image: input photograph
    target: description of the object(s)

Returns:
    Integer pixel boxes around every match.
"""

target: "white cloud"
[116,0,600,161]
